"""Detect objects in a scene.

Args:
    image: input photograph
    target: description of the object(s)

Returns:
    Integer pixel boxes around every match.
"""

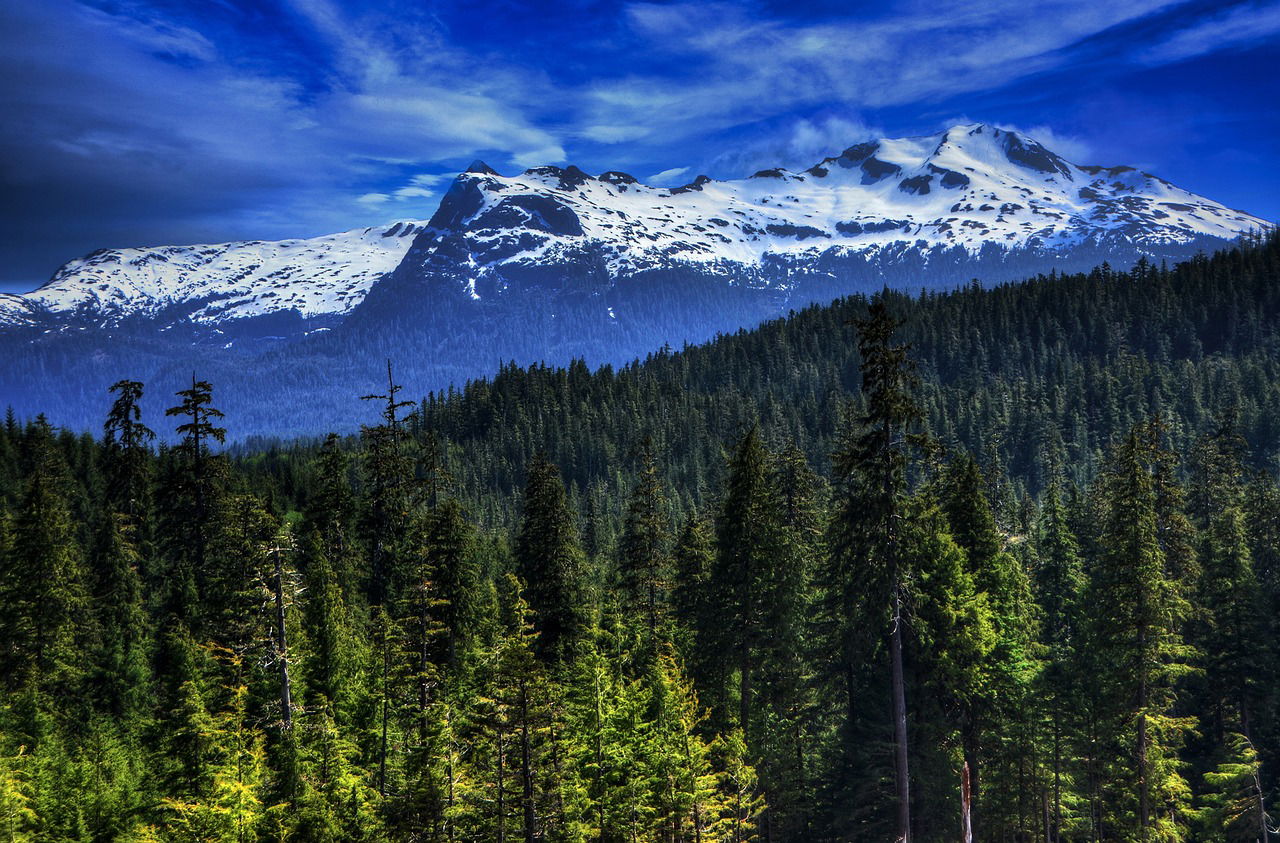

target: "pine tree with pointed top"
[515,454,589,663]
[619,438,670,641]
[359,361,417,608]
[0,421,92,699]
[88,513,152,721]
[1033,478,1089,842]
[826,297,921,843]
[1089,427,1197,841]
[1188,418,1269,837]
[103,380,154,533]
[158,375,228,632]
[940,452,1040,840]
[712,426,773,740]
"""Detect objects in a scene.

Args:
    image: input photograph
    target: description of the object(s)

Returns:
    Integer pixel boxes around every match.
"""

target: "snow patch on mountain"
[0,221,429,328]
[0,124,1267,331]
[414,124,1265,290]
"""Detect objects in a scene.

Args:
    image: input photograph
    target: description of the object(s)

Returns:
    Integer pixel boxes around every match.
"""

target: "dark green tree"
[1089,427,1196,841]
[618,439,670,640]
[514,454,589,662]
[102,379,154,534]
[827,298,921,842]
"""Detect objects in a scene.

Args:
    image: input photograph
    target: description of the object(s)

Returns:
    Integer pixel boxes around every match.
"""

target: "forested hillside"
[0,233,1277,841]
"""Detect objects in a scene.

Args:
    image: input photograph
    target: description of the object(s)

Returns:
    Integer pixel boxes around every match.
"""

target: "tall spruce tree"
[88,513,151,721]
[515,454,589,662]
[712,426,773,739]
[102,380,154,536]
[360,361,417,607]
[940,452,1040,840]
[1090,427,1197,841]
[0,421,91,699]
[1033,479,1089,842]
[159,375,228,632]
[1189,419,1269,836]
[619,439,670,640]
[828,298,922,842]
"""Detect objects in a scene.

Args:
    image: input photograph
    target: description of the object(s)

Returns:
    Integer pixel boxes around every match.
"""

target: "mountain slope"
[0,221,428,334]
[406,123,1258,294]
[0,124,1269,437]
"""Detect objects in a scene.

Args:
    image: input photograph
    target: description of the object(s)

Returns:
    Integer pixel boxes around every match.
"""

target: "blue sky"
[1,0,1278,292]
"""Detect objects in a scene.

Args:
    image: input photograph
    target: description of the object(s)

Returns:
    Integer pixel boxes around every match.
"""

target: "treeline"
[370,230,1280,527]
[0,235,1278,841]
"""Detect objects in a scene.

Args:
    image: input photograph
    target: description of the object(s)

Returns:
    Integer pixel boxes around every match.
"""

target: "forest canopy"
[0,232,1278,841]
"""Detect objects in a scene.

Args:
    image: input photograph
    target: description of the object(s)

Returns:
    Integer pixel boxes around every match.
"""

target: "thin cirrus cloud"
[1142,1,1280,63]
[581,0,1187,148]
[0,0,562,285]
[646,167,692,186]
[0,0,1276,291]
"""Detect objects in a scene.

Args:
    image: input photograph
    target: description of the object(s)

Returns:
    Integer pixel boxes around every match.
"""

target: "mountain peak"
[465,160,499,175]
[926,123,1073,178]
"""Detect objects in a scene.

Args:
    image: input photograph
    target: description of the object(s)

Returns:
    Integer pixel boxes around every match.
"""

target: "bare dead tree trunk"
[891,583,911,843]
[498,733,506,843]
[521,682,536,843]
[271,542,293,729]
[961,761,973,843]
[379,621,389,797]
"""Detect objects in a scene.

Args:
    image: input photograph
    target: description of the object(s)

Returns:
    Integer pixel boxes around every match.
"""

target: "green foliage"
[1197,732,1268,843]
[0,237,1278,841]
[515,455,589,662]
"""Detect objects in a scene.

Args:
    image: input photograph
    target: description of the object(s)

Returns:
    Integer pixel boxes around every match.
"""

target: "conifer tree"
[88,513,152,720]
[302,433,363,604]
[1033,479,1089,842]
[619,439,670,640]
[0,422,91,697]
[158,376,228,634]
[1197,732,1270,843]
[940,453,1039,839]
[467,576,565,841]
[1090,427,1196,841]
[0,742,36,843]
[899,488,994,841]
[102,380,154,532]
[360,361,417,607]
[707,729,765,843]
[292,704,384,842]
[428,496,480,668]
[515,454,589,662]
[755,442,823,840]
[671,513,718,705]
[1189,420,1269,836]
[712,426,773,738]
[163,375,225,569]
[300,530,364,724]
[161,677,280,842]
[828,298,921,842]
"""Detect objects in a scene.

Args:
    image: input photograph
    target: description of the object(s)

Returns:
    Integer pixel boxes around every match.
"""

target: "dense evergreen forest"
[1,232,1278,841]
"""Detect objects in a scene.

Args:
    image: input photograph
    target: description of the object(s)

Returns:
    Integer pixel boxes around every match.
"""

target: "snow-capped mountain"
[1,124,1265,337]
[397,123,1263,304]
[0,123,1269,437]
[0,221,427,330]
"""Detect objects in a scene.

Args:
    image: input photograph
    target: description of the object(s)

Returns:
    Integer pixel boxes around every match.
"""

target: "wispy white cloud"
[1143,1,1280,64]
[937,117,1096,163]
[2,0,1275,283]
[281,0,565,167]
[647,166,690,185]
[704,116,882,178]
[584,0,1185,146]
